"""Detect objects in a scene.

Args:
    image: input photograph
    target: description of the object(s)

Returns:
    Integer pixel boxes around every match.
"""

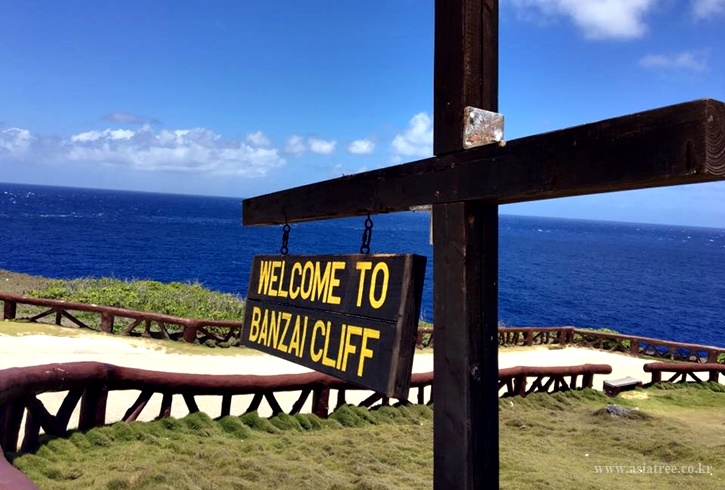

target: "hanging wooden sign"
[242,254,427,398]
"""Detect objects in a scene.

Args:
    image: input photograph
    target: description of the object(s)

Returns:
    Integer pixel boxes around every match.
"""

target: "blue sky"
[1,0,724,227]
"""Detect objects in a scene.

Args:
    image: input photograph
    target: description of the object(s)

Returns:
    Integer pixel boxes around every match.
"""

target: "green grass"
[26,277,245,321]
[499,384,725,489]
[0,269,52,295]
[10,385,725,490]
[12,407,434,490]
[0,269,246,342]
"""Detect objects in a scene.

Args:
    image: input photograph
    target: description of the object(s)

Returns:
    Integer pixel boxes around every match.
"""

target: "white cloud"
[510,0,657,40]
[391,112,433,162]
[347,138,375,155]
[693,0,725,18]
[0,128,33,157]
[285,135,306,155]
[639,51,708,72]
[308,138,337,155]
[246,130,271,147]
[1,125,285,177]
[71,128,135,142]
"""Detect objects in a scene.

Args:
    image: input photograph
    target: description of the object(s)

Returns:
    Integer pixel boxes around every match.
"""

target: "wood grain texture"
[706,99,725,176]
[243,99,725,225]
[433,201,499,489]
[434,0,498,154]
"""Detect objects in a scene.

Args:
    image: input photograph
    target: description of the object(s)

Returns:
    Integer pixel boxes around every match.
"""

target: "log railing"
[0,450,37,490]
[0,362,611,457]
[498,364,611,398]
[418,326,724,364]
[4,293,723,361]
[0,293,242,344]
[643,362,725,384]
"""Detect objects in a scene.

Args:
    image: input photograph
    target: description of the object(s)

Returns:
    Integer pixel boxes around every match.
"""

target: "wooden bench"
[603,376,642,396]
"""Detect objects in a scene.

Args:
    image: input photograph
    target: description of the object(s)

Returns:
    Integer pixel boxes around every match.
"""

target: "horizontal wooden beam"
[243,99,725,225]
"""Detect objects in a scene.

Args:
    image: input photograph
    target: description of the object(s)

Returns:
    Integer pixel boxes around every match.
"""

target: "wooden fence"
[0,293,242,344]
[3,293,723,362]
[643,362,725,384]
[418,326,724,363]
[0,362,611,456]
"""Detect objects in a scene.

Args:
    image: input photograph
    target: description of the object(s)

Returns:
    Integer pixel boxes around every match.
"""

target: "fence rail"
[0,293,242,344]
[0,362,611,458]
[643,362,725,384]
[418,326,724,363]
[4,294,723,362]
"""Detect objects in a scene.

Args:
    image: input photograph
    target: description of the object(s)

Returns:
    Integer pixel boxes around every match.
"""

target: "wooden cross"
[243,1,725,487]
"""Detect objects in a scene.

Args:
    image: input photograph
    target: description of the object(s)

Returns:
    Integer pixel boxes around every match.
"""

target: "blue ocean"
[0,182,723,348]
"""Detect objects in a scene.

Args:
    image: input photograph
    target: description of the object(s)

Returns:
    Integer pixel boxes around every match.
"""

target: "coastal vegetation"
[9,384,725,490]
[0,269,246,337]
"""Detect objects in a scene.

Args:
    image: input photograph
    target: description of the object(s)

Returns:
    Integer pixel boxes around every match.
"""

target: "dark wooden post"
[2,300,17,320]
[100,311,114,333]
[0,400,25,452]
[311,386,330,418]
[182,321,199,343]
[433,1,499,488]
[78,384,108,430]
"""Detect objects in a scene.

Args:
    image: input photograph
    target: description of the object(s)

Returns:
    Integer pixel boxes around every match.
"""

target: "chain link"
[280,222,291,255]
[360,213,373,254]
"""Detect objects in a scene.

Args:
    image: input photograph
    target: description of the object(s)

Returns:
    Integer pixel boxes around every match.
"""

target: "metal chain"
[360,213,373,254]
[280,222,291,255]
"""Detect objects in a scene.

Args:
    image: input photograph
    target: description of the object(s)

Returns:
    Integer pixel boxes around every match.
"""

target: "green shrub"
[28,277,245,322]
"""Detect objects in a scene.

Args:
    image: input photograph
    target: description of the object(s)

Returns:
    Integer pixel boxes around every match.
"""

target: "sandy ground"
[0,331,652,443]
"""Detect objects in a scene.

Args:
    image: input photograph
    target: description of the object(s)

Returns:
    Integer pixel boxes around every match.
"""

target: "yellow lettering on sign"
[287,315,301,357]
[358,328,380,377]
[369,262,389,309]
[326,261,345,305]
[267,310,282,347]
[310,319,325,362]
[355,261,372,307]
[300,261,314,299]
[248,306,262,342]
[299,315,309,358]
[342,325,363,372]
[335,323,347,370]
[311,262,331,304]
[321,321,336,368]
[258,261,273,295]
[277,312,292,353]
[289,262,302,299]
[276,261,288,298]
[267,261,279,297]
[258,308,269,346]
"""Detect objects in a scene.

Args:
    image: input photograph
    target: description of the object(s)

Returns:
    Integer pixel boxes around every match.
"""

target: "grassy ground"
[0,269,51,295]
[9,384,724,490]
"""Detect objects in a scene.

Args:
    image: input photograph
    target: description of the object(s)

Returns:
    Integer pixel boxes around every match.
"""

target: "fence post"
[630,339,639,356]
[100,312,114,333]
[0,400,24,452]
[312,386,330,418]
[183,321,198,343]
[79,384,108,430]
[2,300,17,320]
[515,375,526,397]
